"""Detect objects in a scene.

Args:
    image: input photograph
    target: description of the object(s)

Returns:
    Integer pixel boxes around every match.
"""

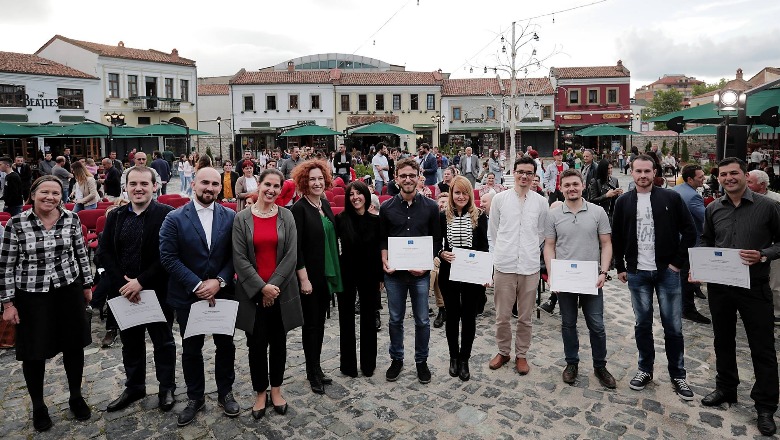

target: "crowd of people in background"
[1,139,779,436]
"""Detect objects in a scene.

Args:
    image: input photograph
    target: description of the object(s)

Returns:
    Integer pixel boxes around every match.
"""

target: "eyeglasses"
[514,170,535,176]
[397,174,418,180]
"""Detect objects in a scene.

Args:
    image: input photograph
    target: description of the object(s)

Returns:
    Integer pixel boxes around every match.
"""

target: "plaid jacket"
[1,207,93,302]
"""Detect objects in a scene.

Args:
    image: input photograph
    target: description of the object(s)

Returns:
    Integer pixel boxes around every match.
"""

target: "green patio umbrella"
[751,124,779,134]
[349,122,414,135]
[0,121,51,137]
[647,103,721,123]
[575,124,641,136]
[682,125,718,135]
[136,124,210,136]
[280,125,341,137]
[41,123,145,138]
[746,88,780,117]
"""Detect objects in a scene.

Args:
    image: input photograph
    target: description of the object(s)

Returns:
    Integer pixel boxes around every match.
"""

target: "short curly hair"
[291,159,333,194]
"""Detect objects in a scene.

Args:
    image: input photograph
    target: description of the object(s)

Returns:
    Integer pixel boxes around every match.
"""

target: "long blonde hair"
[71,161,93,184]
[445,175,480,226]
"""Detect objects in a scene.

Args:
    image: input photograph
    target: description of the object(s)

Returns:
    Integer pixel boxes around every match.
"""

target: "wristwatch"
[598,270,609,276]
[759,252,768,263]
[216,277,227,288]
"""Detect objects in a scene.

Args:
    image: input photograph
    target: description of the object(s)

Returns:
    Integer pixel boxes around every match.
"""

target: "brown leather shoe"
[515,357,530,375]
[489,354,511,370]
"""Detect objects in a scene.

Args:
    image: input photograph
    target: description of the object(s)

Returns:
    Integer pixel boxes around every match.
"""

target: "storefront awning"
[240,127,277,133]
[518,125,554,131]
[412,124,436,129]
[447,127,502,133]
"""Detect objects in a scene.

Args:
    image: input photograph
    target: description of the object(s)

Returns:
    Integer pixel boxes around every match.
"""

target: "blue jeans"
[627,267,686,379]
[374,180,385,195]
[3,205,22,216]
[558,290,607,368]
[72,202,97,213]
[385,273,430,363]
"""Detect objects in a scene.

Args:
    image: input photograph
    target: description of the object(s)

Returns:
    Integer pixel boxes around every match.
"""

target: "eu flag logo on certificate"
[469,253,476,258]
[408,240,414,245]
[714,251,723,257]
[571,263,578,268]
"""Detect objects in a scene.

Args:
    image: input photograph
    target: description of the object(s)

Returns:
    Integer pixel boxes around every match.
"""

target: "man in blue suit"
[672,164,711,325]
[160,166,239,427]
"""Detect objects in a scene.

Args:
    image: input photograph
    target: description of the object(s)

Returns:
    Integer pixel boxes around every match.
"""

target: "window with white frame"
[244,95,254,111]
[108,73,120,98]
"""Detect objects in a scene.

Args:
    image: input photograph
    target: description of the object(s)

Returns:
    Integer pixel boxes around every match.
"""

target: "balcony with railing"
[129,96,181,113]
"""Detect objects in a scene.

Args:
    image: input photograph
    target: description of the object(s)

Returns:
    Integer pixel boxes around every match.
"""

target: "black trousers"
[337,280,379,375]
[548,189,564,205]
[176,306,236,400]
[441,279,482,360]
[120,304,176,393]
[680,268,702,314]
[301,289,329,376]
[247,301,286,392]
[708,282,779,413]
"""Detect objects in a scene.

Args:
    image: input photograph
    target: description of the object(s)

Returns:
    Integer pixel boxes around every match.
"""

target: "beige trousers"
[494,270,539,358]
[429,257,444,308]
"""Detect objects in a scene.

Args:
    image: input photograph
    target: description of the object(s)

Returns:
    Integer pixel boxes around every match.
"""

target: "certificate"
[107,290,167,331]
[449,248,493,285]
[183,299,239,339]
[549,259,599,295]
[387,236,434,271]
[689,247,750,289]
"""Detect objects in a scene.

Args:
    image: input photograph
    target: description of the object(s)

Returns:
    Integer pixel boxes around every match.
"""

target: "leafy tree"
[661,140,668,155]
[681,140,690,162]
[648,89,684,130]
[692,78,728,97]
[672,141,679,156]
[645,140,652,152]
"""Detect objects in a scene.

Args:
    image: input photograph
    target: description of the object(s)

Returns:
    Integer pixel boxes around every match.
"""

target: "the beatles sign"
[26,94,58,109]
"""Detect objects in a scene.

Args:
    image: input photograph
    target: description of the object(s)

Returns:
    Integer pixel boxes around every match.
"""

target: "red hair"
[291,159,332,194]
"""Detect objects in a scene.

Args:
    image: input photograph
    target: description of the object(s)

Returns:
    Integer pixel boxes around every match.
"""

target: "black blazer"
[612,186,696,273]
[2,171,23,206]
[336,210,383,285]
[218,171,240,200]
[290,197,336,292]
[437,210,489,284]
[97,200,174,301]
[333,152,352,174]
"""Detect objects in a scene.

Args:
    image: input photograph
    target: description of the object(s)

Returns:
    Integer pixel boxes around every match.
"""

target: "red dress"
[253,214,278,282]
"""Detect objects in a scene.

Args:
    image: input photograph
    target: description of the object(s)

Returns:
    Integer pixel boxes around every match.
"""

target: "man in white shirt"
[488,156,548,375]
[371,144,389,194]
[747,170,780,326]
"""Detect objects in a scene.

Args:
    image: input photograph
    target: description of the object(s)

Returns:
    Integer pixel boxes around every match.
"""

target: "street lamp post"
[430,114,443,148]
[104,112,125,155]
[216,116,223,160]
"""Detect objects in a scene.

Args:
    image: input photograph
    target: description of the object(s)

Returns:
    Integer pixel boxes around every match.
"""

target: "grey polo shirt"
[545,200,611,262]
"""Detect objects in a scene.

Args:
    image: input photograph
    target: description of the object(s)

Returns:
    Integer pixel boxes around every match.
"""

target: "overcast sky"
[2,0,779,94]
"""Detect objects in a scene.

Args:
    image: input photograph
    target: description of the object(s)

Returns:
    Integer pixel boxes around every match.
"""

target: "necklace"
[252,203,277,218]
[305,195,322,210]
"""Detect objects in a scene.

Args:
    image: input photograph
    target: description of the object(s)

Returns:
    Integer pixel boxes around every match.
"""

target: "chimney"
[287,60,294,72]
[118,41,125,48]
[171,48,179,60]
[736,68,743,80]
[617,59,623,67]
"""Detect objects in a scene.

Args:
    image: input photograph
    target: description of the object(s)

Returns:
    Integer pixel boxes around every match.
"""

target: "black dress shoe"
[177,398,205,427]
[757,412,777,436]
[340,368,358,378]
[693,287,706,299]
[309,376,325,394]
[375,311,381,331]
[218,392,240,417]
[458,360,470,382]
[251,393,268,420]
[448,358,459,377]
[271,393,289,415]
[683,310,711,325]
[701,389,737,407]
[107,390,146,412]
[69,396,91,421]
[158,389,175,412]
[434,308,446,328]
[318,368,333,385]
[32,406,52,432]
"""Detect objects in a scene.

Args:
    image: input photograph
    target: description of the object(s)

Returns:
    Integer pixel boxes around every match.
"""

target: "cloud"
[617,28,780,84]
[0,0,52,22]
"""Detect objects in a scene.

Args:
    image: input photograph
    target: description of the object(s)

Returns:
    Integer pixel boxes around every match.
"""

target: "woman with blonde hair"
[71,161,100,212]
[437,175,489,381]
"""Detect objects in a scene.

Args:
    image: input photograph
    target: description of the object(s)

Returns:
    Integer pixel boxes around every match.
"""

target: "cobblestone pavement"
[1,278,778,439]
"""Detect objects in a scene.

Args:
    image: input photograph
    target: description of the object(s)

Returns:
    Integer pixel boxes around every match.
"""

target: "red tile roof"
[551,62,630,79]
[442,77,553,96]
[36,35,196,67]
[0,51,97,79]
[197,84,229,96]
[231,70,333,85]
[338,71,443,86]
[502,77,555,95]
[650,75,703,86]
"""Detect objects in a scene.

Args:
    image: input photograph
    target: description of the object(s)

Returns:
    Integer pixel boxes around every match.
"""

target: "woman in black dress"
[290,160,343,394]
[437,176,489,381]
[0,176,93,431]
[336,180,382,377]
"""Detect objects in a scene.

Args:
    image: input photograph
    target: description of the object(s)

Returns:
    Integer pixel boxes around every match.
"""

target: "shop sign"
[347,115,399,125]
[563,114,581,120]
[26,93,58,109]
[602,113,622,119]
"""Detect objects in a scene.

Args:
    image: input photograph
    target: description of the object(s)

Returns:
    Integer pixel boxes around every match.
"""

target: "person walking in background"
[419,143,439,186]
[150,151,171,195]
[290,160,342,394]
[159,167,239,427]
[544,150,569,205]
[70,161,99,212]
[38,153,55,176]
[612,155,697,401]
[336,180,383,378]
[438,176,489,381]
[0,157,23,215]
[371,144,390,195]
[698,158,780,436]
[1,176,94,431]
[233,168,303,420]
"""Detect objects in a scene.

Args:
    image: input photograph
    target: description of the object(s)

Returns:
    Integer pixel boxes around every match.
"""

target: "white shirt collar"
[195,202,215,212]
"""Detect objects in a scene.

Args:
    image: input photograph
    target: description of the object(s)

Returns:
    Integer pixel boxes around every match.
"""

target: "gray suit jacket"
[232,206,303,334]
[458,155,480,177]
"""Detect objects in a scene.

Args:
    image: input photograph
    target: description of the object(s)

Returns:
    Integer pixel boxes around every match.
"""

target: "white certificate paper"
[107,290,166,331]
[183,299,239,339]
[387,236,434,271]
[449,248,493,285]
[549,259,599,295]
[689,247,750,289]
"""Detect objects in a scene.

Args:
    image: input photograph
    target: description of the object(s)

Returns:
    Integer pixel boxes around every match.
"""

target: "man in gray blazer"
[458,147,480,187]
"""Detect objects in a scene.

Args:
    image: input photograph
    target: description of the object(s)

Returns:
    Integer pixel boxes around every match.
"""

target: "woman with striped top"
[437,176,489,381]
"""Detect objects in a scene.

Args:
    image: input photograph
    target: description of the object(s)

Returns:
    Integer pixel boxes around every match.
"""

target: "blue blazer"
[159,201,236,309]
[672,182,705,246]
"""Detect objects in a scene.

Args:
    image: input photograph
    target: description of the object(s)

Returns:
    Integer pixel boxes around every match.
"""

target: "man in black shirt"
[0,157,23,215]
[14,156,32,201]
[379,158,441,384]
[334,143,352,183]
[698,157,780,436]
[100,158,122,201]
